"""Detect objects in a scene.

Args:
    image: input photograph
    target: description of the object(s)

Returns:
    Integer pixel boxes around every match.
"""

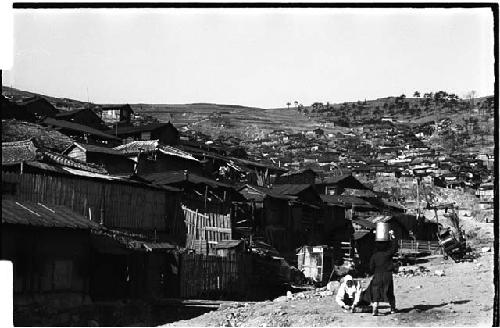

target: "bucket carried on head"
[375,222,390,241]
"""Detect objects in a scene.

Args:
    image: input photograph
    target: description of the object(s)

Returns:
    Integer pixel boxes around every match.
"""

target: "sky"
[2,8,495,108]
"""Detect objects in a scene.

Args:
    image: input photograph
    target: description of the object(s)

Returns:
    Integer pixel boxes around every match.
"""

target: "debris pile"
[396,265,432,277]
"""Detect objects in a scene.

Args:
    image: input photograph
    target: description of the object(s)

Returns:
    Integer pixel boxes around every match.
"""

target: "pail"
[375,222,390,241]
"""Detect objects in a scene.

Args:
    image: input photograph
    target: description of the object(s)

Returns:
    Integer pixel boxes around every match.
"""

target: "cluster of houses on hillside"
[0,93,490,325]
[228,119,494,211]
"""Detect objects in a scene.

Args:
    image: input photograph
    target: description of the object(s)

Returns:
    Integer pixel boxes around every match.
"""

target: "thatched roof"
[2,119,74,153]
[2,139,39,165]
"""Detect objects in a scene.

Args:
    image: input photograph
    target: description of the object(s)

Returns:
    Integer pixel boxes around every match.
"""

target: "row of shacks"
[2,144,439,290]
[1,116,440,324]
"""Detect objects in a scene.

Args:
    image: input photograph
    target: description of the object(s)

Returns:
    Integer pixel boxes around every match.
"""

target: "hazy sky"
[2,8,495,108]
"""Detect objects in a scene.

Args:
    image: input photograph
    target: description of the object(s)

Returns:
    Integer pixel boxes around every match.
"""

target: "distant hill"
[2,86,94,111]
[2,86,493,143]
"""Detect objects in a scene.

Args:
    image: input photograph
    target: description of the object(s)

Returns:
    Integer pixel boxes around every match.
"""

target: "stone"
[434,269,445,277]
[273,296,287,303]
[286,291,293,300]
[481,247,491,253]
[319,290,333,297]
[327,281,339,292]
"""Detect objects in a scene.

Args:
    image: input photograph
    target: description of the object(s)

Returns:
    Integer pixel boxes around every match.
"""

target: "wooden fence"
[2,172,185,239]
[183,205,232,251]
[398,239,442,254]
[179,252,251,300]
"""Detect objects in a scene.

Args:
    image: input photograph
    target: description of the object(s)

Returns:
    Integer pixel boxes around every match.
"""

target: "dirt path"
[164,245,494,327]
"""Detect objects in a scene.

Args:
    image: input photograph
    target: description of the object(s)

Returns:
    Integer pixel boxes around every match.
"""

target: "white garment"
[335,280,361,307]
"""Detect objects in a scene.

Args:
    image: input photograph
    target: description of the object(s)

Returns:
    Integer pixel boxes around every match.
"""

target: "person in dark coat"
[362,229,398,316]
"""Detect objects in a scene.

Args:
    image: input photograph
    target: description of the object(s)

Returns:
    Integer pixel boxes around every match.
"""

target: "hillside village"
[1,87,495,326]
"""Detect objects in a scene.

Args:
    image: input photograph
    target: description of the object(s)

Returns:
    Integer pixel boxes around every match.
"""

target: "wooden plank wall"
[398,239,442,254]
[2,172,184,234]
[182,205,232,250]
[179,252,251,299]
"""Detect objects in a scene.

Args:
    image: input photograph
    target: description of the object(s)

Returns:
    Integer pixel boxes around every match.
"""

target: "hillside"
[2,86,494,145]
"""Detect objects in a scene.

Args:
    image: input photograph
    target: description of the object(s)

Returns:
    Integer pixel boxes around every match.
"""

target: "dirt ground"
[165,222,495,327]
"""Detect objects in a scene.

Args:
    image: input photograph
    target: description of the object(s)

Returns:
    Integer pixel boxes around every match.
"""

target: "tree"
[413,91,420,98]
[286,102,291,110]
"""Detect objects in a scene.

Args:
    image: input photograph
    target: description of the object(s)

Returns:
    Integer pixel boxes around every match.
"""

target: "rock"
[416,285,422,289]
[87,320,99,327]
[319,290,333,297]
[434,269,445,277]
[286,291,293,300]
[481,247,491,253]
[327,281,339,292]
[273,296,287,303]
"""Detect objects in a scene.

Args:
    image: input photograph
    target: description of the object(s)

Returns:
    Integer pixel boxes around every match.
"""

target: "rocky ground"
[164,221,495,327]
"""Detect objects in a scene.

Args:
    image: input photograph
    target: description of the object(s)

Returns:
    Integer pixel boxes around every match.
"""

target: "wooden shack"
[63,142,135,175]
[296,245,335,284]
[55,108,108,131]
[1,199,101,324]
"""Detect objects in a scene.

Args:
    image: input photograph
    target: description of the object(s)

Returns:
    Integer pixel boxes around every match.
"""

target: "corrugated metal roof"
[214,239,244,249]
[368,215,393,223]
[320,195,373,207]
[55,108,88,118]
[2,139,39,164]
[353,230,372,240]
[2,199,102,229]
[238,184,296,200]
[277,168,315,177]
[111,122,173,135]
[352,218,377,230]
[42,117,121,141]
[140,171,234,189]
[270,184,312,196]
[159,145,200,162]
[315,174,352,185]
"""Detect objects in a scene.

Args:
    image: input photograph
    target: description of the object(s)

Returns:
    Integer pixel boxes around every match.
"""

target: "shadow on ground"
[397,300,471,313]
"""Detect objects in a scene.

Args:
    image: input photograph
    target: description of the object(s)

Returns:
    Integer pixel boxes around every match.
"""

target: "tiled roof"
[2,139,39,165]
[114,140,199,162]
[114,140,159,154]
[65,142,124,156]
[2,120,74,153]
[2,199,102,229]
[42,117,121,141]
[41,150,108,174]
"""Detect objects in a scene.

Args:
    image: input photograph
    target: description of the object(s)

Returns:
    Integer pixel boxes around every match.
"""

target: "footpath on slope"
[165,244,494,327]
